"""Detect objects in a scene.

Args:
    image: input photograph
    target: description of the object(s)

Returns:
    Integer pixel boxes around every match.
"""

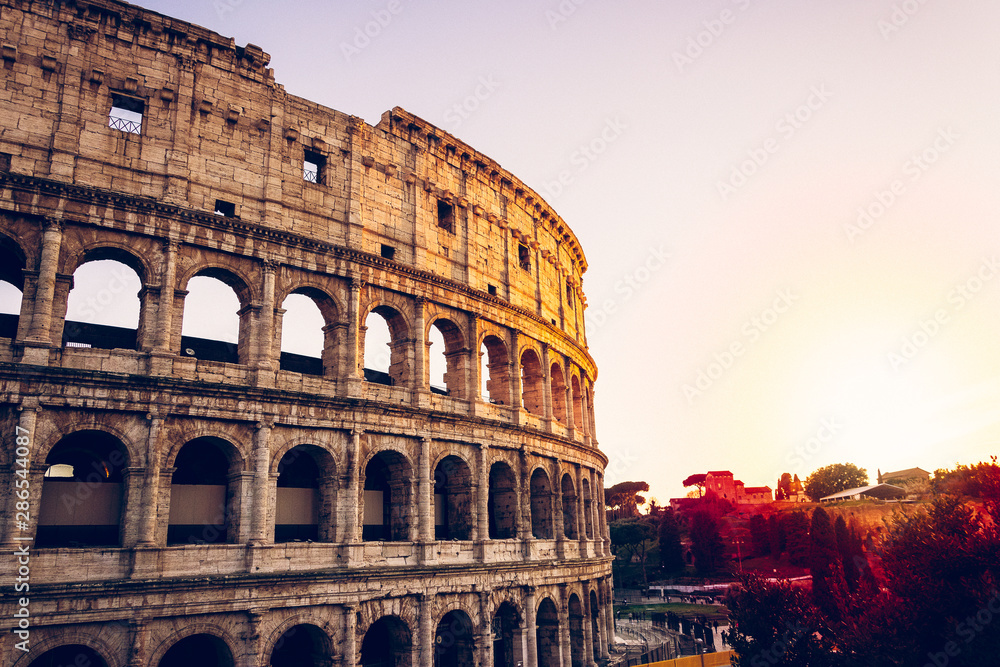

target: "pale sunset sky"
[7,0,1000,503]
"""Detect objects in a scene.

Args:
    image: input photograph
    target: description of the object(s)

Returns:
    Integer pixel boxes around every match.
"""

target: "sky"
[6,0,1000,503]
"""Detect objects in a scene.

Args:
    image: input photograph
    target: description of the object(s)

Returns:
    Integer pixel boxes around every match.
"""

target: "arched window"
[520,349,543,415]
[168,437,240,544]
[550,362,567,423]
[37,431,128,548]
[572,375,584,432]
[480,335,509,404]
[275,445,336,543]
[492,602,523,667]
[536,598,560,667]
[279,292,325,375]
[582,478,594,539]
[529,468,553,539]
[363,306,408,386]
[433,455,473,540]
[63,257,142,350]
[362,450,412,541]
[0,234,25,340]
[428,318,466,399]
[488,462,517,540]
[181,271,244,363]
[569,594,586,666]
[159,634,234,667]
[561,473,578,540]
[269,623,332,667]
[590,589,602,659]
[28,645,109,667]
[435,610,475,667]
[361,616,412,667]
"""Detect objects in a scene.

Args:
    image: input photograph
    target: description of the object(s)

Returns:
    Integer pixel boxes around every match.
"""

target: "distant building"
[820,483,906,503]
[703,470,772,505]
[878,467,931,483]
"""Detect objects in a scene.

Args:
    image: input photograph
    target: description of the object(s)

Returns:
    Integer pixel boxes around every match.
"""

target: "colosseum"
[0,0,612,666]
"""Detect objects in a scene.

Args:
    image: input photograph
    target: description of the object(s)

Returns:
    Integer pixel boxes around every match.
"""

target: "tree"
[809,507,846,623]
[609,516,657,586]
[658,509,685,575]
[781,511,810,567]
[767,513,785,559]
[748,513,770,557]
[776,472,793,500]
[682,473,707,498]
[803,463,868,501]
[605,481,649,521]
[689,510,725,575]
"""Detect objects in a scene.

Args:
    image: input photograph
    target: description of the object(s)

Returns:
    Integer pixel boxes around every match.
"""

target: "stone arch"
[22,644,112,667]
[362,301,411,386]
[359,615,413,667]
[568,593,585,667]
[550,362,567,423]
[432,452,473,540]
[62,246,146,351]
[434,609,475,667]
[536,597,561,667]
[162,424,249,472]
[274,444,337,543]
[561,472,578,540]
[582,476,594,539]
[488,460,518,540]
[278,284,342,376]
[0,231,27,338]
[479,332,509,404]
[167,436,245,545]
[152,629,236,667]
[178,265,255,364]
[177,263,256,306]
[426,315,468,399]
[265,621,334,667]
[37,429,131,548]
[67,242,151,283]
[520,347,544,415]
[361,447,414,541]
[529,466,554,539]
[32,416,144,472]
[571,374,584,432]
[491,599,524,667]
[589,588,602,660]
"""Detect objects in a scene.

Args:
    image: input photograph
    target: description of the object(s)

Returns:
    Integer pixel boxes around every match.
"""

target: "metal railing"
[109,115,141,134]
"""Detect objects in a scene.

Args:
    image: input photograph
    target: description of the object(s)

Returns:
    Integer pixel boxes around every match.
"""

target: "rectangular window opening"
[303,149,326,184]
[566,283,574,308]
[381,244,396,260]
[437,200,454,232]
[518,243,531,272]
[488,284,498,297]
[109,93,144,135]
[214,199,236,217]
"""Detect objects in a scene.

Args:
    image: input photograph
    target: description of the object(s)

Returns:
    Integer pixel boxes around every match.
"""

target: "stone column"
[509,329,521,425]
[475,442,489,556]
[602,579,615,657]
[3,403,38,546]
[574,465,585,550]
[540,343,553,426]
[153,241,177,352]
[419,593,434,667]
[127,620,148,667]
[593,584,609,661]
[418,436,434,562]
[564,358,575,436]
[344,278,363,396]
[250,423,273,544]
[519,447,532,547]
[524,586,538,667]
[120,467,146,547]
[22,219,63,362]
[581,581,596,667]
[137,416,163,545]
[468,313,481,403]
[341,604,357,667]
[478,590,493,667]
[413,297,428,402]
[342,430,362,561]
[553,460,565,542]
[558,585,571,667]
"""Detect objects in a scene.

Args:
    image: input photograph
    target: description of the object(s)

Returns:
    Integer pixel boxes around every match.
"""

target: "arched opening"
[530,468,553,539]
[434,609,475,667]
[561,473,578,540]
[276,445,335,543]
[168,437,240,544]
[0,234,26,340]
[569,594,585,667]
[428,318,466,399]
[488,462,517,540]
[550,362,567,423]
[571,375,584,431]
[360,616,412,667]
[362,450,412,541]
[37,430,128,548]
[363,306,408,386]
[434,455,473,540]
[536,598,560,667]
[582,478,594,539]
[63,257,143,350]
[590,589,602,659]
[159,634,234,667]
[480,335,509,404]
[279,292,325,375]
[180,270,246,364]
[520,349,544,415]
[269,623,332,667]
[28,645,108,667]
[492,601,523,667]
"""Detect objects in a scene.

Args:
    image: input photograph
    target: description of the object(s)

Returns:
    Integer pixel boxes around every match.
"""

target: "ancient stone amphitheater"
[0,0,612,665]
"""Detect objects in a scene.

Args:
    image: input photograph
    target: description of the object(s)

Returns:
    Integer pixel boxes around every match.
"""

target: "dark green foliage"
[605,481,650,521]
[748,514,770,558]
[690,510,725,575]
[767,513,785,559]
[804,462,868,501]
[609,515,658,586]
[781,511,810,567]
[682,473,707,497]
[809,507,846,623]
[658,509,685,575]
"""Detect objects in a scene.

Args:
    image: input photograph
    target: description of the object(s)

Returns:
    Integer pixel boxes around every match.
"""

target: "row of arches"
[0,232,596,436]
[21,588,611,667]
[30,427,606,551]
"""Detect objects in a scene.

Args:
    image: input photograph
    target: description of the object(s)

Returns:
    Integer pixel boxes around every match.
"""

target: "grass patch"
[615,602,729,623]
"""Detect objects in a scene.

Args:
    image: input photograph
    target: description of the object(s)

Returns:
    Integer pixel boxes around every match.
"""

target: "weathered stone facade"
[0,0,612,665]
